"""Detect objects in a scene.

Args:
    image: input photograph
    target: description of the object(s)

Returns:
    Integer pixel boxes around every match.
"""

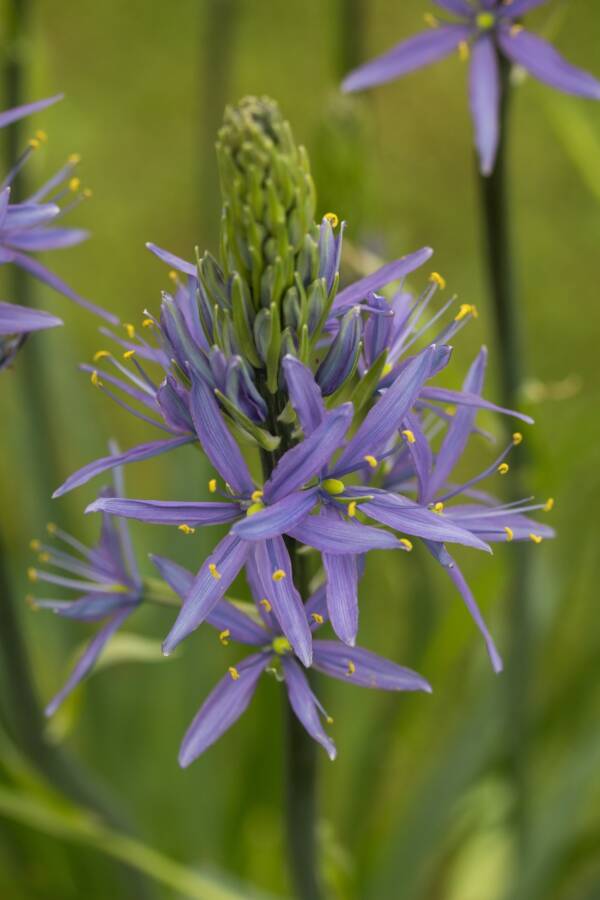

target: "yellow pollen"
[68,153,81,164]
[272,569,286,582]
[142,317,155,328]
[346,660,356,676]
[424,12,439,28]
[260,598,272,613]
[455,303,478,322]
[82,188,93,199]
[429,271,446,290]
[29,539,41,551]
[93,349,110,361]
[322,478,345,495]
[543,497,554,512]
[272,636,292,655]
[433,502,444,514]
[209,562,222,580]
[363,455,378,469]
[27,567,37,582]
[123,349,136,360]
[326,716,334,725]
[311,613,324,624]
[208,479,217,493]
[401,429,416,444]
[90,370,102,387]
[504,526,514,541]
[529,533,543,544]
[123,323,136,339]
[35,130,48,143]
[219,629,230,646]
[498,463,510,475]
[382,362,393,377]
[347,501,357,518]
[512,432,523,445]
[445,405,456,417]
[251,489,264,502]
[324,212,339,227]
[228,666,240,681]
[458,41,470,62]
[510,24,523,36]
[38,552,50,563]
[46,522,57,534]
[69,177,81,192]
[178,524,195,535]
[28,138,40,150]
[246,501,264,516]
[400,538,413,551]
[168,270,178,283]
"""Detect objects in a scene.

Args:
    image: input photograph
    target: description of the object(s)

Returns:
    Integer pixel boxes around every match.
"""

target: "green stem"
[477,58,531,861]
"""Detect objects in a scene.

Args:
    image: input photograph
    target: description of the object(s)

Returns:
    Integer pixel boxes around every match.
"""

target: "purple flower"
[30,467,143,715]
[341,1,600,174]
[0,300,61,371]
[0,95,62,130]
[150,553,431,766]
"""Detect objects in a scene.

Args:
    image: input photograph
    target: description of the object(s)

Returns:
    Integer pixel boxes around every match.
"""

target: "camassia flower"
[341,0,600,174]
[0,300,61,371]
[150,553,431,765]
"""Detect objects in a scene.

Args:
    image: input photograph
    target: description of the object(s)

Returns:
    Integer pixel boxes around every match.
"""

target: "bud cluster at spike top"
[41,96,555,766]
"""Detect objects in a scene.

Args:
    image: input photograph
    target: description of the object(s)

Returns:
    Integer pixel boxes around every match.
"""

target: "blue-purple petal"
[146,242,197,277]
[331,247,433,313]
[323,552,359,646]
[312,641,432,692]
[232,488,318,541]
[282,657,336,760]
[288,514,400,554]
[498,27,600,100]
[0,301,62,335]
[282,355,326,435]
[469,35,501,176]
[0,94,63,129]
[86,496,241,527]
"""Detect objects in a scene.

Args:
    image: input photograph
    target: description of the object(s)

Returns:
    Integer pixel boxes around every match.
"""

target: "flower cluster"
[342,0,600,174]
[40,97,553,765]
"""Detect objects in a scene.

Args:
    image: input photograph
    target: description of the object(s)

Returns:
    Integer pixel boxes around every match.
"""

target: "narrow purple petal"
[312,641,432,692]
[264,405,353,504]
[37,593,128,621]
[178,653,269,766]
[400,411,433,502]
[232,488,318,541]
[282,658,336,760]
[189,370,255,496]
[6,227,89,251]
[332,247,433,312]
[0,301,61,335]
[3,202,59,230]
[0,94,63,129]
[146,242,197,277]
[282,355,326,435]
[53,436,195,498]
[323,552,358,646]
[288,515,400,554]
[445,504,555,542]
[254,537,313,667]
[305,584,328,628]
[45,607,132,716]
[469,36,501,175]
[498,27,600,100]
[86,496,241,527]
[162,533,250,655]
[420,386,534,423]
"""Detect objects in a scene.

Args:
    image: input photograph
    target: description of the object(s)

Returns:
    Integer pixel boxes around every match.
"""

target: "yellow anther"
[311,613,324,624]
[46,522,57,534]
[246,501,264,516]
[68,153,81,164]
[445,405,456,417]
[260,598,272,613]
[27,567,38,582]
[90,370,102,387]
[382,362,393,377]
[529,533,543,544]
[142,317,155,328]
[324,212,339,227]
[433,502,444,514]
[429,271,446,290]
[498,463,510,475]
[123,349,136,360]
[25,594,38,610]
[38,552,50,563]
[93,349,110,361]
[272,569,286,582]
[219,629,230,646]
[458,41,470,62]
[401,429,416,444]
[209,562,222,580]
[272,636,292,655]
[28,138,40,150]
[208,479,217,493]
[512,432,523,445]
[82,188,93,199]
[35,130,48,143]
[424,12,439,28]
[347,501,357,518]
[326,715,334,725]
[504,526,514,541]
[510,24,524,36]
[363,455,378,469]
[455,303,478,321]
[322,478,345,495]
[178,524,196,535]
[68,177,81,192]
[346,660,356,676]
[168,270,178,283]
[29,539,41,551]
[400,538,413,551]
[251,489,264,502]
[123,323,136,339]
[228,666,240,681]
[543,497,554,512]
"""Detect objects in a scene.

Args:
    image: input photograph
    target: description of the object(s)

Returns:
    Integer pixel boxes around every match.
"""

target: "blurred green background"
[0,1,599,898]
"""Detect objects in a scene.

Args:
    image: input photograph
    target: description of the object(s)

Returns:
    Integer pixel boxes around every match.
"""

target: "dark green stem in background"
[336,0,366,76]
[477,58,531,864]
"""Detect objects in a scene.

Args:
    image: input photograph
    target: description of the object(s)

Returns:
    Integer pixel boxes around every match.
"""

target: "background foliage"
[0,1,599,897]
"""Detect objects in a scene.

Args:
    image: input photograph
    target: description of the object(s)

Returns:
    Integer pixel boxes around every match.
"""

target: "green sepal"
[231,273,261,367]
[266,301,282,394]
[351,348,389,418]
[215,389,281,451]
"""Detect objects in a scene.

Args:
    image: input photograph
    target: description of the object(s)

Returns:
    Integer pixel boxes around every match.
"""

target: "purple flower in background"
[150,553,431,766]
[0,300,61,371]
[30,464,142,715]
[342,0,600,174]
